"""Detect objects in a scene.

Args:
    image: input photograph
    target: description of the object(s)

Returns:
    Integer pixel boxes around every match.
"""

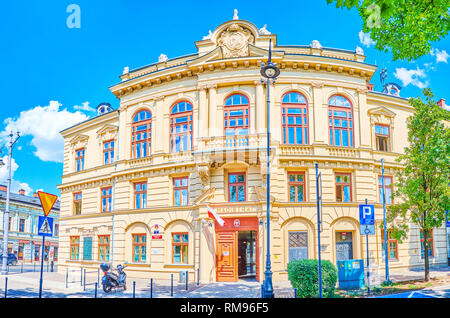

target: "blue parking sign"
[359,204,375,225]
[38,216,54,237]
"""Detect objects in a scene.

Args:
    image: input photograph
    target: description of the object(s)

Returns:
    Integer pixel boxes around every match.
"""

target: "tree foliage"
[326,0,450,61]
[386,88,449,280]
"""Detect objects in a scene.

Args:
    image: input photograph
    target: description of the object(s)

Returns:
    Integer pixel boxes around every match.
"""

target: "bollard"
[294,288,297,298]
[261,284,264,298]
[133,281,136,298]
[83,269,86,291]
[4,277,8,298]
[80,267,83,286]
[94,282,98,298]
[21,262,23,273]
[51,261,54,272]
[66,268,68,288]
[150,278,153,298]
[186,272,188,291]
[171,274,173,297]
[33,262,36,272]
[197,268,200,286]
[97,268,100,286]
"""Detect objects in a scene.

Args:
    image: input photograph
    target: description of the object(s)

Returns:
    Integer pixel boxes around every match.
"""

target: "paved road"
[376,285,450,298]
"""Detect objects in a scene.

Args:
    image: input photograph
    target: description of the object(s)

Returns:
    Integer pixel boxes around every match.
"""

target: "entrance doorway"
[238,231,256,279]
[335,231,353,261]
[215,217,259,282]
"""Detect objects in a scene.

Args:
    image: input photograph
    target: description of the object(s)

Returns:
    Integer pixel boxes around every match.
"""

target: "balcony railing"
[196,133,267,152]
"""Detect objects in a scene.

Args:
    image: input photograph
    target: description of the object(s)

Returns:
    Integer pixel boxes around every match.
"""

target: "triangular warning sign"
[38,191,58,216]
[39,218,52,235]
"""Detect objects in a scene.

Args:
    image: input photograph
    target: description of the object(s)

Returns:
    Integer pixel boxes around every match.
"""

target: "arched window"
[281,92,309,145]
[328,95,353,147]
[170,101,193,152]
[224,94,249,136]
[131,110,152,159]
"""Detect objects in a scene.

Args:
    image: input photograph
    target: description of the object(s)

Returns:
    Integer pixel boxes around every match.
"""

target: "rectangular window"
[288,172,306,202]
[101,187,112,212]
[420,229,434,258]
[335,173,352,202]
[173,233,188,264]
[228,173,246,202]
[103,140,115,165]
[132,234,146,263]
[98,235,110,261]
[75,148,85,172]
[70,236,80,260]
[173,177,188,206]
[73,192,82,215]
[375,124,390,152]
[134,182,147,209]
[19,218,25,232]
[83,237,93,260]
[381,230,398,260]
[288,231,308,262]
[379,176,393,204]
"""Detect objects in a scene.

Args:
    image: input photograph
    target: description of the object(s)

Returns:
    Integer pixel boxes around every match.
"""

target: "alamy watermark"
[66,4,81,29]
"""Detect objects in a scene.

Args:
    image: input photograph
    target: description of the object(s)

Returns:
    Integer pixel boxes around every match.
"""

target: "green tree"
[386,88,449,281]
[326,0,450,61]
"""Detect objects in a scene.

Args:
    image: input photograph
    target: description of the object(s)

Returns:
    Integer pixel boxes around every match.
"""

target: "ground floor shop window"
[420,229,434,258]
[172,233,188,264]
[98,235,110,261]
[288,231,308,262]
[381,230,398,260]
[132,234,146,263]
[83,237,93,260]
[70,236,80,260]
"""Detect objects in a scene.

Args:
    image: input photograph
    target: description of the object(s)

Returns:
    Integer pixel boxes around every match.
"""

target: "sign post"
[359,200,375,294]
[37,191,58,298]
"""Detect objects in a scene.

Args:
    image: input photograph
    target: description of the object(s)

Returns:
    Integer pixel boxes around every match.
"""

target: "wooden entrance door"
[216,232,237,282]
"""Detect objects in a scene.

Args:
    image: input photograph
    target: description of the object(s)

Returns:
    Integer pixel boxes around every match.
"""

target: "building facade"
[0,186,60,262]
[57,17,448,282]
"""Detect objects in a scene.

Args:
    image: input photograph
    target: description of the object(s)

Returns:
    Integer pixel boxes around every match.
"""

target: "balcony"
[196,133,267,153]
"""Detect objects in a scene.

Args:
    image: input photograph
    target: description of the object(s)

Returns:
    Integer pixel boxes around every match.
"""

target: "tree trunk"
[423,229,430,282]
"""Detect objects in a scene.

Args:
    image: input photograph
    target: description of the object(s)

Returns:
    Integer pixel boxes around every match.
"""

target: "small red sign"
[152,235,162,240]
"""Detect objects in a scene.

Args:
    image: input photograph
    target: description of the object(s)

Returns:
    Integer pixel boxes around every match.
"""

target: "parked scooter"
[100,263,127,293]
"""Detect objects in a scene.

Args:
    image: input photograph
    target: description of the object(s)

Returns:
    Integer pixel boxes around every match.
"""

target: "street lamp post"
[1,131,20,275]
[260,39,280,298]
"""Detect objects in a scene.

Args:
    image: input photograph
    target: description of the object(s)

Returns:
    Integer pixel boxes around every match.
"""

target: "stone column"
[198,86,208,138]
[153,96,165,154]
[208,85,218,137]
[312,82,326,144]
[357,88,370,148]
[255,81,265,134]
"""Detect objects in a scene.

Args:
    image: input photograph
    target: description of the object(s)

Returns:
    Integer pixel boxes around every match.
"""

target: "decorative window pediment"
[368,106,396,125]
[69,134,89,150]
[96,124,118,143]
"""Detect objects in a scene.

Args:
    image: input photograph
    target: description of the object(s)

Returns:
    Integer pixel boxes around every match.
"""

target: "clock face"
[265,67,276,77]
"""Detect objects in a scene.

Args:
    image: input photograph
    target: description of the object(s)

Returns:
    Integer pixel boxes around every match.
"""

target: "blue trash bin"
[337,259,365,290]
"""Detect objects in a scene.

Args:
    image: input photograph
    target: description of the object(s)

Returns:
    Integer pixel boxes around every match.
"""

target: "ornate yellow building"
[58,16,448,283]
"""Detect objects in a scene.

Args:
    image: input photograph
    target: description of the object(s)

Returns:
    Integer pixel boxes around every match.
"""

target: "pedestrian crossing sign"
[38,216,54,237]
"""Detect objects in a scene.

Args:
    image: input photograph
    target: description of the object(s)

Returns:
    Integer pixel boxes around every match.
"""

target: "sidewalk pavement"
[0,265,448,298]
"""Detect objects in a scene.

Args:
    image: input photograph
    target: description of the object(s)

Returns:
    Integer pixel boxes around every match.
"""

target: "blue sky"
[0,0,449,197]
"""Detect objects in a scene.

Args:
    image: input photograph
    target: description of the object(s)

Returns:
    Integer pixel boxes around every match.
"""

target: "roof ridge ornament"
[310,40,322,49]
[158,54,168,63]
[259,24,271,35]
[233,9,239,20]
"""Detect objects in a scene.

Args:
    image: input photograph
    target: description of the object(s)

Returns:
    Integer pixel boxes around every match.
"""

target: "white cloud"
[359,30,375,47]
[394,67,429,89]
[74,101,96,112]
[1,101,90,163]
[430,48,449,63]
[0,155,33,195]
